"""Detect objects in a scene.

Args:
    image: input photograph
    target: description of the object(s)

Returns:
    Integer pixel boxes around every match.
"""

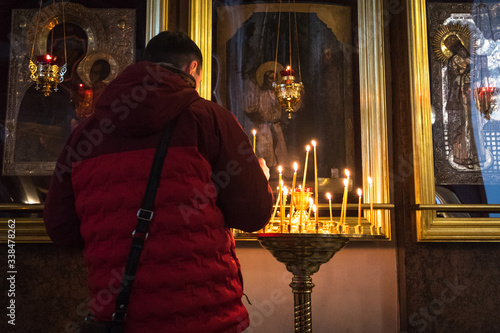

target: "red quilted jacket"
[43,62,273,333]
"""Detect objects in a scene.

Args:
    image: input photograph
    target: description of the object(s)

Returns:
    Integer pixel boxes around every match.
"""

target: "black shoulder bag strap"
[110,118,177,332]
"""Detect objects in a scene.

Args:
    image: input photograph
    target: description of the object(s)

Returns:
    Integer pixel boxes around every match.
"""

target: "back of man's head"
[144,31,203,73]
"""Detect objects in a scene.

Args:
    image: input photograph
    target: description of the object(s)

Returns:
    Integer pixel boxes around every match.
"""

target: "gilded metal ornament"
[273,75,305,119]
[431,23,471,63]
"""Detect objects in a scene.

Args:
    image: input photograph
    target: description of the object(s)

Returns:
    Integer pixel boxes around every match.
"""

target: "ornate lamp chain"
[289,4,292,69]
[294,0,301,82]
[30,0,44,62]
[274,0,283,82]
[62,0,67,64]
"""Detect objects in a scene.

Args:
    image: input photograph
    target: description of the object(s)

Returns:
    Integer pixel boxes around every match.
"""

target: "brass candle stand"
[257,233,349,333]
[255,185,386,332]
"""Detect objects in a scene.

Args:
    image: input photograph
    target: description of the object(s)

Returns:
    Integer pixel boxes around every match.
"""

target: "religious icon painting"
[429,2,500,185]
[213,1,358,181]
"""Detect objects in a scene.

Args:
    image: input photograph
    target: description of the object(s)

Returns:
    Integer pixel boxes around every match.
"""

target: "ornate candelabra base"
[257,233,349,333]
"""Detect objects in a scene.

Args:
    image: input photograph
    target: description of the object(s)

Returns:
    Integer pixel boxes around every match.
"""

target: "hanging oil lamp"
[273,65,304,119]
[28,0,67,97]
[472,2,496,120]
[272,0,304,119]
[474,84,496,120]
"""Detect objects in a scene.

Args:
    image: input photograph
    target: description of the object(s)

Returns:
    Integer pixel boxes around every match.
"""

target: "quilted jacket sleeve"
[43,132,84,248]
[210,104,274,232]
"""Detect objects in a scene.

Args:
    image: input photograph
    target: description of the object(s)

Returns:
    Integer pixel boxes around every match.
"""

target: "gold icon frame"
[408,0,500,241]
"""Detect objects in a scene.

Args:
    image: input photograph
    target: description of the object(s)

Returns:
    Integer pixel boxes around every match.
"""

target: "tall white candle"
[341,169,350,225]
[252,129,257,153]
[302,145,310,190]
[312,140,318,221]
[326,192,332,222]
[357,188,362,226]
[279,166,283,226]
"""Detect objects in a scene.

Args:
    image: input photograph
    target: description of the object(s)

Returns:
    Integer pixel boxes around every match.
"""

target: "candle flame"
[46,54,52,60]
[283,186,289,195]
[311,140,317,147]
[345,169,350,178]
[252,129,257,135]
[312,205,317,213]
[309,197,314,205]
[278,165,282,174]
[357,188,362,197]
[368,176,372,185]
[326,192,332,200]
[293,162,298,172]
[306,145,310,152]
[344,178,349,187]
[286,65,291,70]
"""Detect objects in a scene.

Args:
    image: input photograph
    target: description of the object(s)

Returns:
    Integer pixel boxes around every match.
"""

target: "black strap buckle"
[132,229,148,241]
[137,208,154,221]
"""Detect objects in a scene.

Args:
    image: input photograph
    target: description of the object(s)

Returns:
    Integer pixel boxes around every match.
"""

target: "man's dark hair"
[144,31,203,72]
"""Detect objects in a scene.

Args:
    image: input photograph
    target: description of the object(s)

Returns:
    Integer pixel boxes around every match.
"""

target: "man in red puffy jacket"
[43,31,273,333]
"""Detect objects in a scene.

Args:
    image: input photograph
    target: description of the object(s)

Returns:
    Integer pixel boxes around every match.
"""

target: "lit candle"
[252,129,257,153]
[354,188,363,234]
[326,192,332,222]
[341,169,350,225]
[278,166,284,227]
[292,162,298,192]
[312,140,318,221]
[357,188,362,228]
[302,145,310,190]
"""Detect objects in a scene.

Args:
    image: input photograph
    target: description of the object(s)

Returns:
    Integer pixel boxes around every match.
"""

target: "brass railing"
[0,204,47,243]
[413,204,500,212]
